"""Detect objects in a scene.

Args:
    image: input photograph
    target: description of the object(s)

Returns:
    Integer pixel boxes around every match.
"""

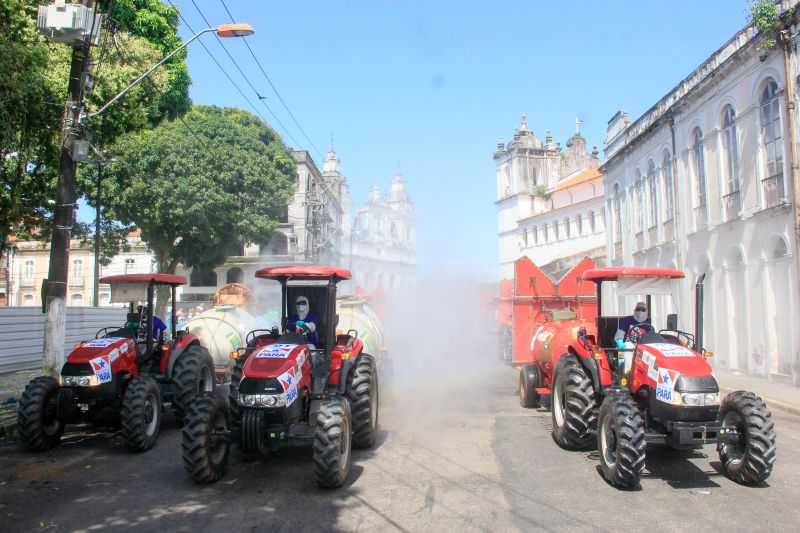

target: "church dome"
[508,113,542,150]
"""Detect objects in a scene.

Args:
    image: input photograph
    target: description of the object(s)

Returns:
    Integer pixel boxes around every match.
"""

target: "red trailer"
[498,256,598,366]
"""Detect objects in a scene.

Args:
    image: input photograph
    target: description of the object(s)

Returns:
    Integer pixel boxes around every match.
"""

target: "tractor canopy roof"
[255,265,352,282]
[99,273,187,286]
[582,267,685,283]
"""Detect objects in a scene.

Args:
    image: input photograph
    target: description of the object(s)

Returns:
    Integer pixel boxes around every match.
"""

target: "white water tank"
[184,305,258,368]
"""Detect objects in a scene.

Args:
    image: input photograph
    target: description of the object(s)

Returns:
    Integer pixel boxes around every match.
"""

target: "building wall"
[602,16,800,384]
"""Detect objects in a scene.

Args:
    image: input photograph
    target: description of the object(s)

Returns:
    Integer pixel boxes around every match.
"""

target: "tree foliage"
[748,0,798,61]
[102,105,296,276]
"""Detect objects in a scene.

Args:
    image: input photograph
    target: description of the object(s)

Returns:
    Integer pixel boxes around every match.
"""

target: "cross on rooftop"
[573,116,583,134]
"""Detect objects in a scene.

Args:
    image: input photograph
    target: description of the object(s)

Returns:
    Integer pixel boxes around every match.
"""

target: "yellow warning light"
[620,377,628,387]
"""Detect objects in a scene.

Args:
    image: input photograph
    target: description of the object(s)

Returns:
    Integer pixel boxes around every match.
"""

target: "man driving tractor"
[287,295,319,346]
[614,301,654,347]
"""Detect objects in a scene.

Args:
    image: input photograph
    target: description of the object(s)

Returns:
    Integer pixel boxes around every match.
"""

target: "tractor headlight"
[682,393,702,406]
[239,394,256,407]
[703,393,719,406]
[239,393,285,408]
[672,391,719,406]
[61,375,96,387]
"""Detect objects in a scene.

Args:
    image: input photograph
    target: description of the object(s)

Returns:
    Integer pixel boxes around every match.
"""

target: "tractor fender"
[557,351,602,394]
[166,340,198,379]
[308,399,323,431]
[337,358,358,395]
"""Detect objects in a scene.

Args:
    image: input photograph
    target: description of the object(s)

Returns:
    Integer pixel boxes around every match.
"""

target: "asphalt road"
[1,357,798,532]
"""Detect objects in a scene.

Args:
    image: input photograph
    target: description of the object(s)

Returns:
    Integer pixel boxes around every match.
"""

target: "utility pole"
[42,0,96,375]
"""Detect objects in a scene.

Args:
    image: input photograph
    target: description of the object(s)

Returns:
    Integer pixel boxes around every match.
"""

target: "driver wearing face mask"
[288,296,319,346]
[614,301,654,344]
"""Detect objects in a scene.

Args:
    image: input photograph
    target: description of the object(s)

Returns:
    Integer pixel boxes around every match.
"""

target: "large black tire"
[17,376,64,451]
[551,358,597,449]
[717,390,777,485]
[313,397,352,489]
[519,364,541,408]
[228,356,247,429]
[182,394,231,483]
[345,354,378,449]
[121,377,162,452]
[597,394,646,488]
[172,344,215,424]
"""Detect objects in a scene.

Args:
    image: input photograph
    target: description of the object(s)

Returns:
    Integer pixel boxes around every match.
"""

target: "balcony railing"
[663,219,674,241]
[762,174,785,209]
[723,190,741,221]
[635,231,644,251]
[21,277,35,288]
[694,205,707,231]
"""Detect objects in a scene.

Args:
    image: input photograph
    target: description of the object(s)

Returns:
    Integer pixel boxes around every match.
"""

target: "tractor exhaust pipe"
[695,273,705,354]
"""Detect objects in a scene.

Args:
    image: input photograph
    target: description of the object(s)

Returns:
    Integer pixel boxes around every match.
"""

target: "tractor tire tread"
[17,376,64,451]
[553,360,597,449]
[345,354,378,449]
[313,398,352,489]
[181,394,230,483]
[173,345,214,424]
[598,395,646,488]
[718,390,776,485]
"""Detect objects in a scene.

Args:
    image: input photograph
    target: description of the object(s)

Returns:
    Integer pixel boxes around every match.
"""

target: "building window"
[124,258,135,274]
[723,105,741,216]
[647,159,658,228]
[662,150,674,222]
[564,217,570,239]
[71,259,82,279]
[100,293,110,306]
[24,260,34,281]
[553,220,559,242]
[693,128,707,209]
[589,211,596,233]
[23,293,34,306]
[613,184,622,242]
[190,269,217,287]
[634,170,645,233]
[226,267,244,284]
[575,215,582,236]
[761,79,784,207]
[531,226,538,244]
[70,293,83,306]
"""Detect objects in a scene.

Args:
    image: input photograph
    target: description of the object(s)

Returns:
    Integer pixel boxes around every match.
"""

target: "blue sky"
[153,1,752,279]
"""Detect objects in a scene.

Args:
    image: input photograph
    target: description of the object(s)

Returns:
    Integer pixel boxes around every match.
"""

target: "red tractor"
[181,266,379,488]
[18,274,215,452]
[518,266,777,488]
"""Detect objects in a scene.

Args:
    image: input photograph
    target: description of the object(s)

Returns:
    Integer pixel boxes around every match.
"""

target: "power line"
[218,0,324,159]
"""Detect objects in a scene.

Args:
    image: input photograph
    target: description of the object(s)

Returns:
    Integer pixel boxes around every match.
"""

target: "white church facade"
[601,15,800,384]
[495,115,606,280]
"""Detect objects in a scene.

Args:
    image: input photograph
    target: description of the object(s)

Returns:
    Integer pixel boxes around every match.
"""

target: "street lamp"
[85,23,255,118]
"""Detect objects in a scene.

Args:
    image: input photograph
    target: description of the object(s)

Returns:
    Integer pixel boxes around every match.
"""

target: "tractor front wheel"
[121,377,162,452]
[313,397,352,489]
[597,394,646,488]
[519,364,540,408]
[345,354,379,449]
[182,394,231,483]
[717,391,776,485]
[17,376,64,451]
[172,345,215,424]
[551,359,597,449]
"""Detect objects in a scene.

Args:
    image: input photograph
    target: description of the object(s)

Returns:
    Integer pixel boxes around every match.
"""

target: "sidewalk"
[713,367,800,417]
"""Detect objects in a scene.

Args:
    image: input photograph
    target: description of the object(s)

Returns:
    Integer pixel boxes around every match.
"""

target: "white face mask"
[297,304,308,313]
[634,310,647,322]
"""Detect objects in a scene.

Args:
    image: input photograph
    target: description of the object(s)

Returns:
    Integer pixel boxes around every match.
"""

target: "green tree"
[103,105,296,286]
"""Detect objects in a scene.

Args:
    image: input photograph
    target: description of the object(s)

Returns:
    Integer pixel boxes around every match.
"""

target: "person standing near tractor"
[288,295,319,346]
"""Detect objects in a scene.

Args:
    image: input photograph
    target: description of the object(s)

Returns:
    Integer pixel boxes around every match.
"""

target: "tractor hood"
[243,343,309,379]
[66,337,135,364]
[636,342,717,393]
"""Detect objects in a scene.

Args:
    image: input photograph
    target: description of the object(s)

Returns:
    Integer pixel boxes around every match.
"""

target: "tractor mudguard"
[308,399,323,430]
[337,358,357,394]
[166,340,198,378]
[559,353,602,394]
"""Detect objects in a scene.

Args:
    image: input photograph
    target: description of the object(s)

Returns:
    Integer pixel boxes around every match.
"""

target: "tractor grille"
[61,362,93,376]
[239,377,283,395]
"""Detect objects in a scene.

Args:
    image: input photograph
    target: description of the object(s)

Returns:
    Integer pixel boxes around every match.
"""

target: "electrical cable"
[218,0,324,159]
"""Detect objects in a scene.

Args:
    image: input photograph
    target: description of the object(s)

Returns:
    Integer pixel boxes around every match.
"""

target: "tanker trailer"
[336,295,393,381]
[184,304,258,383]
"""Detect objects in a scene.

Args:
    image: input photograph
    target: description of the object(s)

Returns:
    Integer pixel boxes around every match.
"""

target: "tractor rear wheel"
[17,376,64,451]
[717,390,776,485]
[313,397,352,489]
[597,394,646,488]
[172,345,215,424]
[551,359,596,449]
[345,354,378,449]
[121,377,162,452]
[182,394,231,483]
[519,364,540,408]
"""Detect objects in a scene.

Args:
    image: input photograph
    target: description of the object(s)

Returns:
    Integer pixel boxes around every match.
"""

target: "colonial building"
[601,11,800,384]
[345,167,417,294]
[7,230,154,307]
[495,114,605,280]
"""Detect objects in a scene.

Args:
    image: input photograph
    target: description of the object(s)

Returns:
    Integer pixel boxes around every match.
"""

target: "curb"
[720,386,800,418]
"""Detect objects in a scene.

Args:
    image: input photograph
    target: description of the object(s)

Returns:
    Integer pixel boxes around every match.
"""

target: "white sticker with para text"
[89,355,113,384]
[255,344,297,359]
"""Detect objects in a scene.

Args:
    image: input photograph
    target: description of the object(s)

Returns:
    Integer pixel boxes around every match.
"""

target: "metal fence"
[0,307,126,374]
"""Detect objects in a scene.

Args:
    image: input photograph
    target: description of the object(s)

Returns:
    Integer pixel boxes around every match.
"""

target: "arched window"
[647,160,658,228]
[693,128,707,210]
[564,217,570,238]
[634,170,644,233]
[553,220,560,241]
[723,105,740,198]
[589,211,596,233]
[761,79,784,206]
[662,150,674,221]
[226,267,244,284]
[70,293,83,306]
[575,214,582,236]
[23,293,34,306]
[531,226,538,244]
[613,184,622,242]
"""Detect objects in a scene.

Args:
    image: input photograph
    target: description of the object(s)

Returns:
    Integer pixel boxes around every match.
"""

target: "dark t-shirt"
[288,312,319,345]
[617,316,653,340]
